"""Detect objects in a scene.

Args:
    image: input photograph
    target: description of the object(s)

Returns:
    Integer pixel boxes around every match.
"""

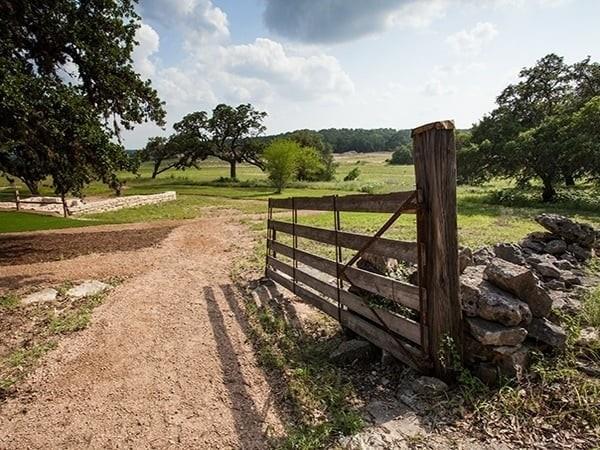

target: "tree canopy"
[463,54,600,201]
[0,0,165,195]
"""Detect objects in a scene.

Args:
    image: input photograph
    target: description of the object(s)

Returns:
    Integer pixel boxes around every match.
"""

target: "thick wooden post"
[412,120,461,379]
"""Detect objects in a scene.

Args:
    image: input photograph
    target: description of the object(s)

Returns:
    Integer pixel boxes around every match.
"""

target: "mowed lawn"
[2,152,600,247]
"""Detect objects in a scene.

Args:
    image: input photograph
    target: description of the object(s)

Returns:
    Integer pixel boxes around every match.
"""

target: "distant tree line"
[458,53,600,202]
[266,128,411,154]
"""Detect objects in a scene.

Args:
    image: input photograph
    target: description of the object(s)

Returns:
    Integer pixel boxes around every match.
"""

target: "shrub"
[389,144,413,165]
[296,147,326,181]
[262,139,301,193]
[343,167,361,181]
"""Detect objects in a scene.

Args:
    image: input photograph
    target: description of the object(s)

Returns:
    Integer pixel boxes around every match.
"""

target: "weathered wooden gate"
[265,121,461,378]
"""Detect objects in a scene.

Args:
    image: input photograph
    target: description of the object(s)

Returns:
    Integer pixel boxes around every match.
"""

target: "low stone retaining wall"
[0,191,177,216]
[70,191,177,215]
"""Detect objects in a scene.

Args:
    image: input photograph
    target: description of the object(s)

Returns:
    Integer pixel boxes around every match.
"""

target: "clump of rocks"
[463,214,597,383]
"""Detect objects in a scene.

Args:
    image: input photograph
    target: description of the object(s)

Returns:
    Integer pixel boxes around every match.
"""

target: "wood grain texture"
[267,256,421,344]
[266,267,423,369]
[268,240,420,310]
[269,191,417,213]
[268,220,419,264]
[413,122,461,379]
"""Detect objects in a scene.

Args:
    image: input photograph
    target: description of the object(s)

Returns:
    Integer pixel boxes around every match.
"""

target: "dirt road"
[0,218,285,448]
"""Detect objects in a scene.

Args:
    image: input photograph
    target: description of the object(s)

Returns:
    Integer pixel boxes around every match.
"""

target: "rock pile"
[463,214,597,382]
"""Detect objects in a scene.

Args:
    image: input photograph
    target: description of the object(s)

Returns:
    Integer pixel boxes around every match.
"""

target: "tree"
[208,104,267,179]
[287,130,336,181]
[468,54,600,201]
[142,137,179,179]
[389,143,413,165]
[263,140,301,193]
[0,0,165,196]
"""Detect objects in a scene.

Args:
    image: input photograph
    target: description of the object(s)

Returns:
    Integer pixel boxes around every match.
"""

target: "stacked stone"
[462,214,597,383]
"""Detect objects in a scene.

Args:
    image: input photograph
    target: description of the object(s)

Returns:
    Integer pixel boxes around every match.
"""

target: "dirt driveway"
[0,218,285,448]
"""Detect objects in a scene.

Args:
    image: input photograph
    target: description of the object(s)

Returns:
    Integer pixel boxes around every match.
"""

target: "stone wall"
[462,214,597,383]
[70,191,177,215]
[0,191,177,216]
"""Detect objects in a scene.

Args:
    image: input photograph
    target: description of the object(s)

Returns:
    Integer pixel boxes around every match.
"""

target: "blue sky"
[124,0,600,148]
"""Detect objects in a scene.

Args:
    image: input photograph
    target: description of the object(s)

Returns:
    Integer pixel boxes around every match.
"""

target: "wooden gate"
[265,121,461,378]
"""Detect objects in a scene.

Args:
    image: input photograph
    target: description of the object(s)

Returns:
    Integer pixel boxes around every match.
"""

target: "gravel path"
[0,218,284,448]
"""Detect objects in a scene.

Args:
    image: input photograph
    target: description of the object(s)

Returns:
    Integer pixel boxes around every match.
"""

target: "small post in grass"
[412,120,461,380]
[13,183,21,211]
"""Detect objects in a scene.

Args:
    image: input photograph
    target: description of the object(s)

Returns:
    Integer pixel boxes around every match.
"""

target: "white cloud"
[141,0,229,44]
[421,78,456,96]
[446,22,498,56]
[132,23,160,79]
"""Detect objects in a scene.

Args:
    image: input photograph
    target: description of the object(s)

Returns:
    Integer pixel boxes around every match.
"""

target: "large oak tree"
[0,0,165,195]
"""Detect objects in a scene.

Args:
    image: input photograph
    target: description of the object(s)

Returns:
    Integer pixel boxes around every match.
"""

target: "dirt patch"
[0,225,175,266]
[0,218,285,448]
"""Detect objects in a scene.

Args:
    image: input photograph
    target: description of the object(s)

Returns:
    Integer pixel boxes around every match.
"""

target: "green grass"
[0,210,108,233]
[49,293,105,334]
[3,154,600,244]
[0,294,19,310]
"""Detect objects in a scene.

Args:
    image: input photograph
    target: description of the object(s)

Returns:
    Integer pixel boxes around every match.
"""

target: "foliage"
[0,0,165,196]
[343,167,361,181]
[170,104,267,179]
[286,130,336,181]
[318,128,411,153]
[389,143,413,165]
[262,139,301,193]
[0,294,19,310]
[467,54,600,201]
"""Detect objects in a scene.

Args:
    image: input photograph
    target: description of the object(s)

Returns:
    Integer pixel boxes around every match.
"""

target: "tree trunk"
[22,179,40,195]
[564,173,575,186]
[229,160,237,179]
[152,160,161,179]
[542,178,556,202]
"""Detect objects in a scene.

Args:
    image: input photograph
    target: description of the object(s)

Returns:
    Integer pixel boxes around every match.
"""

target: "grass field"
[2,152,600,246]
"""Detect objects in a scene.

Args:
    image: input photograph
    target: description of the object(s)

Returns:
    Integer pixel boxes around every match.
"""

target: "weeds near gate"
[0,294,19,310]
[242,292,363,449]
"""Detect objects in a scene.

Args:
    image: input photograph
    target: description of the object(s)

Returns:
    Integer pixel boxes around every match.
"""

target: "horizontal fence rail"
[268,219,420,265]
[269,191,418,213]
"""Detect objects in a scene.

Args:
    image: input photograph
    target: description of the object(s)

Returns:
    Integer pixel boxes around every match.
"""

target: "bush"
[343,167,361,181]
[389,144,413,165]
[262,139,301,193]
[296,147,326,181]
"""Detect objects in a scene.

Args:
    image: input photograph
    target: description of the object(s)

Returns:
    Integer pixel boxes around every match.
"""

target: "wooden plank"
[413,121,461,379]
[269,191,417,213]
[268,240,420,311]
[267,267,423,369]
[268,220,419,264]
[266,268,338,317]
[267,256,421,345]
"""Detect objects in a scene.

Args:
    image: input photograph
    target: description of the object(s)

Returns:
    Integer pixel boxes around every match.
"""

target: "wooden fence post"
[412,120,461,379]
[12,183,20,211]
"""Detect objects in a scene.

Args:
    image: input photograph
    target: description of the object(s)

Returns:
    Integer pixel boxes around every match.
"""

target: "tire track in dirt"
[0,218,285,449]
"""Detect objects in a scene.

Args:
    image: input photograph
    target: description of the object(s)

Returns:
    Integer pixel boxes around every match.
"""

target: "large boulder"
[493,243,526,265]
[461,265,531,326]
[466,317,527,346]
[535,214,596,248]
[527,317,567,349]
[472,247,494,266]
[483,258,552,317]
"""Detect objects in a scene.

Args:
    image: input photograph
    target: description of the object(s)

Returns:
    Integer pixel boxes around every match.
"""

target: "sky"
[123,0,600,148]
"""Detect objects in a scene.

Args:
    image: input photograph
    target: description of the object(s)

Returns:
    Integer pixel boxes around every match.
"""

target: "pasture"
[2,152,600,247]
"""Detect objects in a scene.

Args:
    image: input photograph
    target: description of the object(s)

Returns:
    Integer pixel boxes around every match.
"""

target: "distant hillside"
[265,128,412,153]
